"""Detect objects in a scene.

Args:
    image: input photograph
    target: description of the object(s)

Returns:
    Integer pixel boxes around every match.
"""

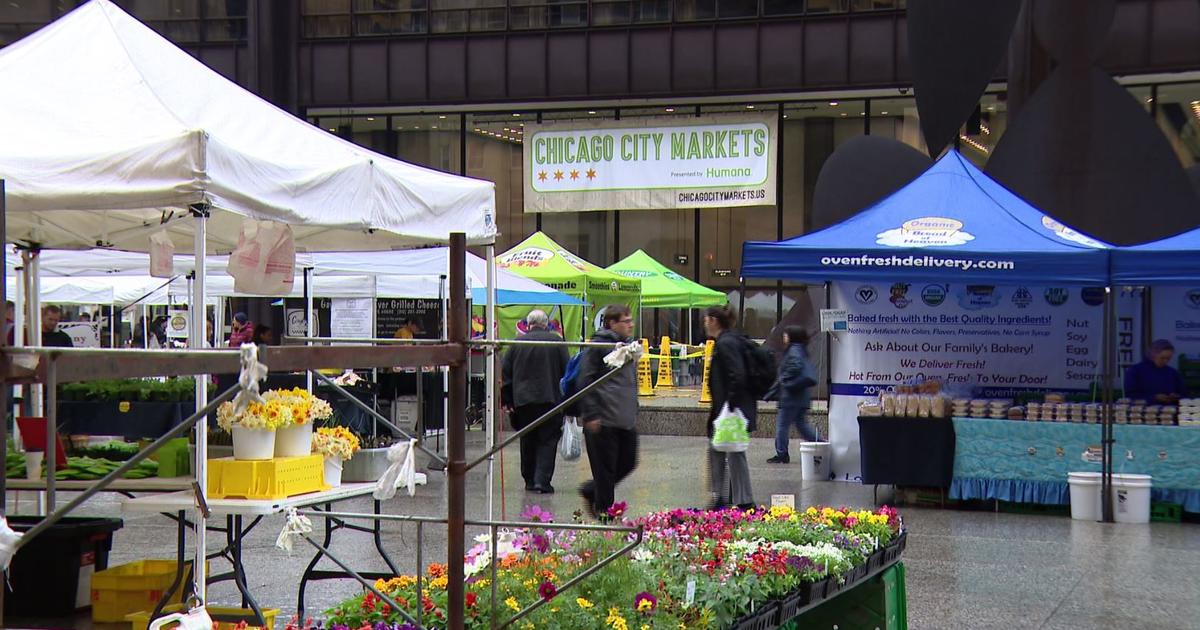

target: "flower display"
[311,426,361,460]
[216,387,334,432]
[324,504,904,629]
[265,387,335,426]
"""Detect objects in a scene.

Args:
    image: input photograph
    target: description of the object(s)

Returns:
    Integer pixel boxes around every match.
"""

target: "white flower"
[631,547,655,562]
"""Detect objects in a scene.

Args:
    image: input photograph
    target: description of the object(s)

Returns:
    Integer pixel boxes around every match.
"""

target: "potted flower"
[216,397,293,460]
[269,388,334,457]
[311,426,360,487]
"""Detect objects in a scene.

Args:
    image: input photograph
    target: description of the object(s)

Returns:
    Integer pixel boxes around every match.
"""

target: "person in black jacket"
[576,304,639,519]
[501,310,570,494]
[704,304,755,510]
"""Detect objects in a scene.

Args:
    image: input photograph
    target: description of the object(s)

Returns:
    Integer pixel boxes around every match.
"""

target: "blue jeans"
[775,403,816,457]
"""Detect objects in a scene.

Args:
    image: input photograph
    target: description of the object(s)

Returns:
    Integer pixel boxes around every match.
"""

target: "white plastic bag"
[227,219,296,295]
[711,403,750,453]
[559,416,583,461]
[148,231,175,278]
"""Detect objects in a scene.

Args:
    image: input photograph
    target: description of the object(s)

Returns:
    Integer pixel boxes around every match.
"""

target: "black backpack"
[742,336,777,400]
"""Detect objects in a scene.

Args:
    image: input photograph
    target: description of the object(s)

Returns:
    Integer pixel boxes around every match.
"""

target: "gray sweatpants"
[709,447,754,506]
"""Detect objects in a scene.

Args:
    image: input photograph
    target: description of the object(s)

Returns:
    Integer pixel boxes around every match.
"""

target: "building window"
[353,0,429,35]
[432,0,505,33]
[116,0,248,43]
[1153,82,1200,168]
[804,0,849,13]
[591,0,669,25]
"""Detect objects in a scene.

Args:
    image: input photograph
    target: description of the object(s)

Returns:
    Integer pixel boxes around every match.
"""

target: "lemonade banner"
[523,114,777,213]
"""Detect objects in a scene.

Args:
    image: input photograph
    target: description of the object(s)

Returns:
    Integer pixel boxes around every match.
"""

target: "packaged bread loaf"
[917,395,932,418]
[932,395,948,418]
[881,392,897,416]
[905,394,921,418]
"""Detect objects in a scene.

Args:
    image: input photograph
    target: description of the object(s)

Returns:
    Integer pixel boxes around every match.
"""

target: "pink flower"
[634,591,657,614]
[521,505,555,523]
[538,581,557,601]
[607,502,628,519]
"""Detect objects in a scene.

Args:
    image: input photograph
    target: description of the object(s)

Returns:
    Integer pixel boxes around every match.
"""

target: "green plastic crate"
[1150,502,1182,523]
[778,562,907,630]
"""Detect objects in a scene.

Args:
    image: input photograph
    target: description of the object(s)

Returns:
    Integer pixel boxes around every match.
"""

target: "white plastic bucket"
[799,442,831,481]
[231,426,276,460]
[1112,473,1152,524]
[23,451,43,480]
[274,422,314,457]
[323,456,344,487]
[1067,472,1102,521]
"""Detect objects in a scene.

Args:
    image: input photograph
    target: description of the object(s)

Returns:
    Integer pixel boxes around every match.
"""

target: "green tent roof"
[497,232,640,299]
[607,249,726,308]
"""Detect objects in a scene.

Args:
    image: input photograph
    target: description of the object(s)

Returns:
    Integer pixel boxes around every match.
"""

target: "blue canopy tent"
[742,150,1111,284]
[1111,227,1200,285]
[741,150,1129,518]
[1110,227,1200,513]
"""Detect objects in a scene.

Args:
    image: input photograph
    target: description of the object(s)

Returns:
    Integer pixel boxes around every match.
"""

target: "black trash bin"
[4,516,123,617]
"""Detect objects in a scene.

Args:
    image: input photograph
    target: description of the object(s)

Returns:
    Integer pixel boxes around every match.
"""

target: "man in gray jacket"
[502,310,570,494]
[577,305,639,519]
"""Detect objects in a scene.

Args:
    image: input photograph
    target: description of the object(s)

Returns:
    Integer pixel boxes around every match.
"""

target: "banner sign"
[827,282,1110,480]
[1150,285,1200,392]
[331,298,373,339]
[523,114,777,213]
[58,322,100,348]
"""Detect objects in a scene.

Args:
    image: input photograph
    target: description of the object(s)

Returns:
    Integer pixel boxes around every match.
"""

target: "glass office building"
[4,0,1200,337]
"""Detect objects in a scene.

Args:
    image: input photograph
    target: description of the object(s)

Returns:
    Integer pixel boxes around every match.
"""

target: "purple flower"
[531,533,550,554]
[539,581,557,601]
[521,505,555,523]
[787,556,815,572]
[634,591,657,614]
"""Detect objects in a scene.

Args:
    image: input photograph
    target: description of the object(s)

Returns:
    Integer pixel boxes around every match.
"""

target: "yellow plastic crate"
[126,604,280,630]
[91,560,202,622]
[207,455,327,500]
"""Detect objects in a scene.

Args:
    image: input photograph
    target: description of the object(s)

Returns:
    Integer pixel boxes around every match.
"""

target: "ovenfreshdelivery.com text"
[819,255,1015,272]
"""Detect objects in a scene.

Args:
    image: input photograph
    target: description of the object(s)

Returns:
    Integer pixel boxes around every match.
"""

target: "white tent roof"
[8,248,583,304]
[0,0,496,252]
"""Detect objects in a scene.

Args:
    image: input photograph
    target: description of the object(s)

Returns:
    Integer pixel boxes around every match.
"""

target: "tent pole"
[305,267,314,392]
[485,244,497,521]
[191,206,210,602]
[824,282,832,417]
[28,250,41,416]
[737,277,746,331]
[446,234,468,630]
[1101,286,1115,523]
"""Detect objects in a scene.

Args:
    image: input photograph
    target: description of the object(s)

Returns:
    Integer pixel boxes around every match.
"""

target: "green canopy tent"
[607,249,725,308]
[496,232,641,341]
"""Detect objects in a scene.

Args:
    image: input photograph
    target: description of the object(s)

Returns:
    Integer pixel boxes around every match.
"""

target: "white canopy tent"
[0,0,495,253]
[0,0,500,609]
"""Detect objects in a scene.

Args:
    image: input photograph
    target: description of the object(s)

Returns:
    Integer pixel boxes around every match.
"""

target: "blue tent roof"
[1111,227,1200,285]
[742,150,1112,285]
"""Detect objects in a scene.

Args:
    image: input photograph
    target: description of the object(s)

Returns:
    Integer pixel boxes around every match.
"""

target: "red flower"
[466,592,478,608]
[539,581,557,601]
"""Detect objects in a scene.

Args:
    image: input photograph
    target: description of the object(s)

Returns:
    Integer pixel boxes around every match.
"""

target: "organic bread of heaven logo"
[876,217,975,248]
[854,286,877,305]
[957,285,1001,310]
[1041,216,1106,248]
[498,247,552,268]
[1185,289,1200,310]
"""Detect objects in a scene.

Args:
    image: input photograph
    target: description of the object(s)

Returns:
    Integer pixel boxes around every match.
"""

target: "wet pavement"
[6,433,1198,630]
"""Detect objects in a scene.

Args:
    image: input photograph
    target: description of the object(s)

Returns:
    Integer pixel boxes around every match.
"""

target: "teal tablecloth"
[950,418,1200,512]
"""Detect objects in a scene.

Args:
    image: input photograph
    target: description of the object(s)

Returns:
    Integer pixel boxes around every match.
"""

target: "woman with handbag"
[766,326,818,464]
[704,304,756,510]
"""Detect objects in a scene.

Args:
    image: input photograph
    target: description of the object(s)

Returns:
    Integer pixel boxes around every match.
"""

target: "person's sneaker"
[533,485,556,494]
[766,454,790,464]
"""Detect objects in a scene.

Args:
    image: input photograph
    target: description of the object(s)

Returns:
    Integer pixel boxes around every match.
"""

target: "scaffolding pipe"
[191,207,210,602]
[446,233,468,630]
[485,244,497,521]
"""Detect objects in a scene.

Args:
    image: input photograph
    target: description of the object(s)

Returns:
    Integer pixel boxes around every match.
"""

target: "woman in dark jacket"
[767,326,817,464]
[704,304,756,510]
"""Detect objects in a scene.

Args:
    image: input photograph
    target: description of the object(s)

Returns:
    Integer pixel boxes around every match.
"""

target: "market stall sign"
[523,114,777,212]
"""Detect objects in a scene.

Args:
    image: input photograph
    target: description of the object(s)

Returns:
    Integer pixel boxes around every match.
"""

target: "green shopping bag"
[711,403,750,453]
